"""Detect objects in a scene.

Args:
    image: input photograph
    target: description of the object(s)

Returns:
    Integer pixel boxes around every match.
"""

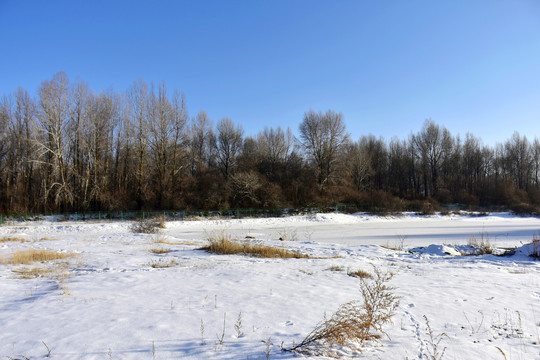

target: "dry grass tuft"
[327,265,344,272]
[347,269,373,279]
[3,249,74,265]
[11,262,71,294]
[152,233,197,246]
[37,237,58,241]
[162,241,197,246]
[201,233,309,259]
[12,267,53,279]
[0,237,27,243]
[286,266,399,356]
[54,266,71,295]
[153,238,197,246]
[150,247,172,254]
[466,233,493,255]
[148,259,178,268]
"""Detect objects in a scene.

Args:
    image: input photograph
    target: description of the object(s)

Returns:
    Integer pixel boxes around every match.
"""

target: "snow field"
[0,213,539,359]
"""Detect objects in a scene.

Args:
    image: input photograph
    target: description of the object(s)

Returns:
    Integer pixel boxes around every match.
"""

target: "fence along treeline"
[1,71,540,215]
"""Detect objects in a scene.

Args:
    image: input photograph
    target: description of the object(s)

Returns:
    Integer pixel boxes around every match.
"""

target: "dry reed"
[3,249,74,265]
[201,235,309,259]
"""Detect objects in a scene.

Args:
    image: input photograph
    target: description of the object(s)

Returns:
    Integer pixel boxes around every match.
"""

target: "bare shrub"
[368,190,404,215]
[423,315,448,360]
[510,202,539,216]
[277,228,298,241]
[381,235,407,251]
[131,216,165,234]
[420,202,437,215]
[201,233,309,259]
[286,266,398,356]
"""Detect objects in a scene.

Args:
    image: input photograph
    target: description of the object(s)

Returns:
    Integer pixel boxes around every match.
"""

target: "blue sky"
[1,0,539,145]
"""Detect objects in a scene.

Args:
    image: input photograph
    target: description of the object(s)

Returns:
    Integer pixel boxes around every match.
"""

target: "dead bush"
[510,202,539,216]
[131,216,165,234]
[286,266,399,356]
[368,190,404,215]
[466,233,493,255]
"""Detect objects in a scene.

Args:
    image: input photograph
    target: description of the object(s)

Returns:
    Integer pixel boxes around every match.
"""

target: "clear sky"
[1,0,539,145]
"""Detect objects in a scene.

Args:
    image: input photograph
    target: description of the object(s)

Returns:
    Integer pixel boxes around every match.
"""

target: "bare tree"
[215,117,243,178]
[257,126,294,180]
[461,133,485,195]
[189,110,214,176]
[344,141,372,192]
[127,79,149,208]
[86,91,118,209]
[503,131,532,190]
[0,95,11,211]
[230,171,262,207]
[170,90,188,197]
[533,138,540,186]
[148,81,174,208]
[358,135,387,191]
[36,71,74,210]
[299,109,348,190]
[411,120,453,197]
[12,88,38,211]
[69,79,91,209]
[386,138,411,196]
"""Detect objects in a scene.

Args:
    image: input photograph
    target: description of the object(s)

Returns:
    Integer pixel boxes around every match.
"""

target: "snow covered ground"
[1,212,540,359]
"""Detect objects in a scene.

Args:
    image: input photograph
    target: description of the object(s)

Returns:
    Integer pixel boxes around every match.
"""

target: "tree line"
[1,72,539,215]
